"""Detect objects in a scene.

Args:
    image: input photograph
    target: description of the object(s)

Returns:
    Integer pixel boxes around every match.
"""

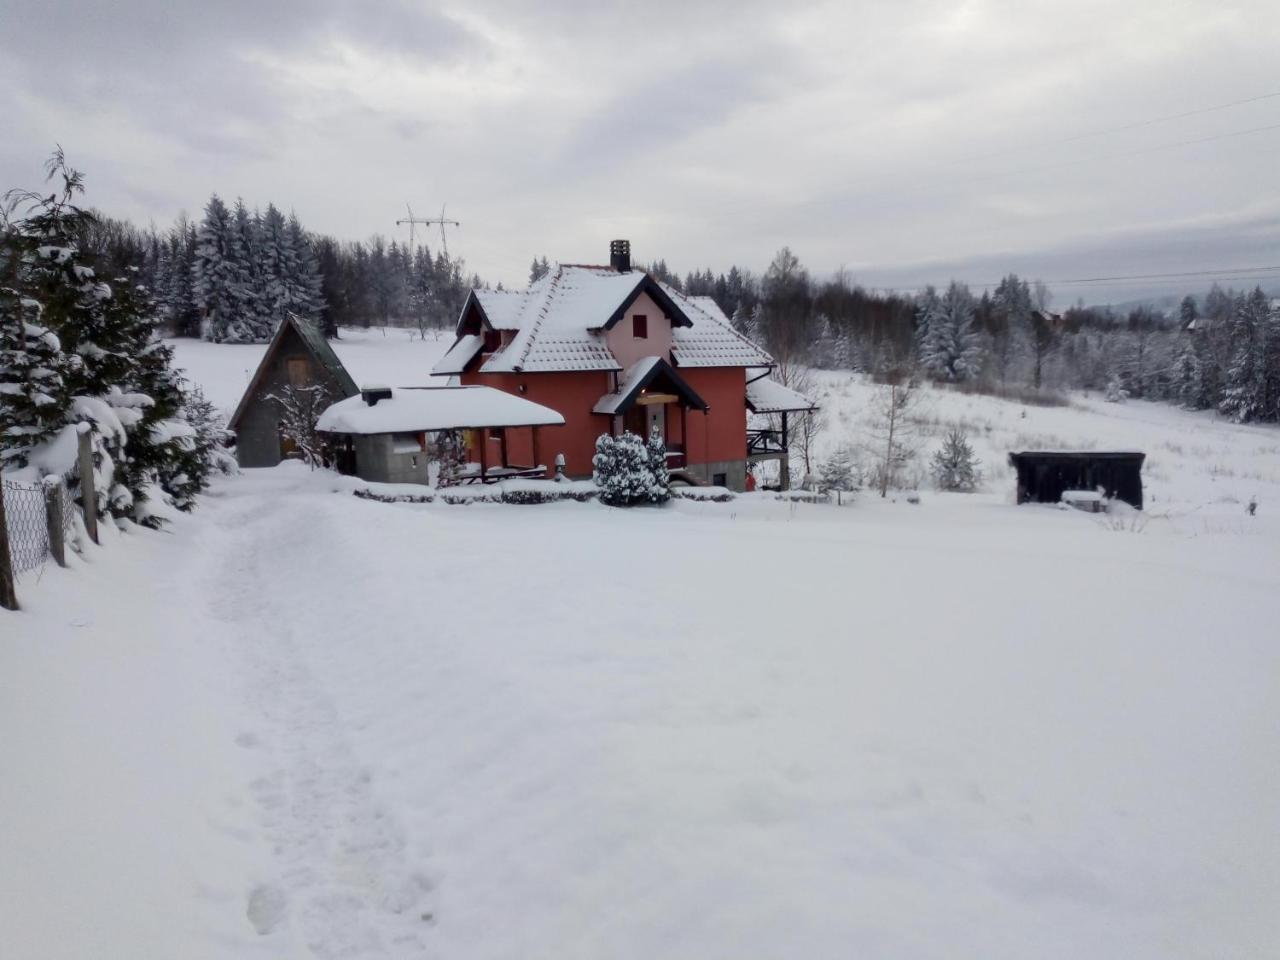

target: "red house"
[432,241,814,490]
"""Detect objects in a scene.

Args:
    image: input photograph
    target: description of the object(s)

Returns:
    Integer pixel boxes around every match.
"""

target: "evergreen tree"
[1220,288,1272,422]
[930,428,981,491]
[920,281,983,382]
[817,447,857,503]
[0,288,73,469]
[1171,336,1204,409]
[529,255,550,284]
[645,431,670,502]
[194,194,239,341]
[286,212,323,327]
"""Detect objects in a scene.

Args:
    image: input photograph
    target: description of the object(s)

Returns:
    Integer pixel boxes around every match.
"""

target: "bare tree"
[266,383,331,467]
[865,373,921,497]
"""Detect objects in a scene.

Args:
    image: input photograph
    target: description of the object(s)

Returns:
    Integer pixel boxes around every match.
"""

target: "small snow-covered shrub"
[593,433,667,506]
[440,486,498,505]
[674,486,735,503]
[930,428,982,492]
[353,485,435,504]
[1104,375,1129,404]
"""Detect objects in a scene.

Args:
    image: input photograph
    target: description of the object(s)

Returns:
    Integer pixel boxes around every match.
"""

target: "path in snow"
[199,488,437,957]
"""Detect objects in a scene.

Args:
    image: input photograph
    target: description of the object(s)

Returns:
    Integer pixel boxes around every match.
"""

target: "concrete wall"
[350,434,432,485]
[680,458,748,491]
[234,325,351,469]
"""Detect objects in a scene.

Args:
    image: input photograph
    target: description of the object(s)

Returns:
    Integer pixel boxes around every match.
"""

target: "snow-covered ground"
[4,335,1279,959]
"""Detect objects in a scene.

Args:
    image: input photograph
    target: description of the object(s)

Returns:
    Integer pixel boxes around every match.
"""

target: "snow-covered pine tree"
[930,428,981,492]
[227,199,272,342]
[645,431,670,502]
[0,288,73,470]
[592,433,658,506]
[817,447,857,503]
[1220,288,1271,422]
[1171,336,1204,409]
[194,194,239,341]
[811,313,836,368]
[259,203,291,331]
[920,281,983,382]
[286,212,323,327]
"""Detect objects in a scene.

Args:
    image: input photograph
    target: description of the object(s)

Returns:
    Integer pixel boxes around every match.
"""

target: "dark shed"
[1008,451,1146,510]
[228,314,359,467]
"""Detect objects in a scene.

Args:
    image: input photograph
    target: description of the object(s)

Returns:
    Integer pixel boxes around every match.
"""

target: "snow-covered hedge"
[353,483,436,504]
[438,479,597,505]
[673,485,736,503]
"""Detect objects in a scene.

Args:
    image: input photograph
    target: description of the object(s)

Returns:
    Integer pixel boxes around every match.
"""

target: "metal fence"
[2,475,74,579]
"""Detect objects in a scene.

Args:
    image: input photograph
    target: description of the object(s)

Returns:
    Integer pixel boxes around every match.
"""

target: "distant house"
[316,385,564,485]
[1008,451,1145,509]
[228,313,358,468]
[431,240,815,490]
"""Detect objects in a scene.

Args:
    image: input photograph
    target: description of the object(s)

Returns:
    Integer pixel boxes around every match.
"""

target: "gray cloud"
[1,0,1277,304]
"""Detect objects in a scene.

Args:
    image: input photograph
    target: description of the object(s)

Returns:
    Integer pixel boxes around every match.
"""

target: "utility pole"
[396,203,460,260]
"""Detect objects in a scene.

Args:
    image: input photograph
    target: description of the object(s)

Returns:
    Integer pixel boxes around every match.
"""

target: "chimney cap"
[361,385,393,406]
[609,239,631,272]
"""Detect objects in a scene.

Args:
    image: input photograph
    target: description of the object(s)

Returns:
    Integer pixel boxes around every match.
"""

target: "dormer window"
[483,329,501,353]
[633,315,648,339]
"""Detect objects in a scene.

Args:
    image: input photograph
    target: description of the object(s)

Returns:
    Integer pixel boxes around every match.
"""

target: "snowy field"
[3,332,1279,959]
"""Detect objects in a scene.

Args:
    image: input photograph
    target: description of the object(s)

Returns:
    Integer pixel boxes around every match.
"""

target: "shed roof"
[316,386,565,435]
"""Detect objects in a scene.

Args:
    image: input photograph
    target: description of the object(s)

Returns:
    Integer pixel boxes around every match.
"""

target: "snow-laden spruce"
[593,432,669,506]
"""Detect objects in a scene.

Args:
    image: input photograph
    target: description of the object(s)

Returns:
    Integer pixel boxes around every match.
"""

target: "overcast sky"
[2,0,1277,304]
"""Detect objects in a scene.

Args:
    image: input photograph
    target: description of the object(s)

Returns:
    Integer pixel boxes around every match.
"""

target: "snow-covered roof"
[433,333,483,375]
[669,293,773,368]
[745,372,816,413]
[229,314,358,429]
[592,357,708,415]
[431,265,774,376]
[317,386,565,435]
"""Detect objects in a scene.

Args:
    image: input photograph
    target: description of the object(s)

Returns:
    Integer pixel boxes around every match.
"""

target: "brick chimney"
[609,239,631,272]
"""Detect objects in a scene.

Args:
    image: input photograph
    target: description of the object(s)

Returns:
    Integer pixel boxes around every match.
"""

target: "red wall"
[461,365,747,477]
[680,367,748,465]
[461,369,613,477]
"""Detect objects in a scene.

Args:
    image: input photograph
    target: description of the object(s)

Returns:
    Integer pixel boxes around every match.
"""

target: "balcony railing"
[747,429,787,456]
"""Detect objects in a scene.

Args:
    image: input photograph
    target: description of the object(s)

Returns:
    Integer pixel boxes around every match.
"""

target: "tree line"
[66,189,1280,424]
[635,247,1280,424]
[79,198,479,342]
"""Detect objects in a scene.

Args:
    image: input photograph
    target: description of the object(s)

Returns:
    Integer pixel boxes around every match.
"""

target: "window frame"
[632,314,648,340]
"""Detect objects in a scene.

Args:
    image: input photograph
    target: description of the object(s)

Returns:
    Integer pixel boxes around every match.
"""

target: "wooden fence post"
[77,429,99,545]
[44,482,67,568]
[0,479,17,611]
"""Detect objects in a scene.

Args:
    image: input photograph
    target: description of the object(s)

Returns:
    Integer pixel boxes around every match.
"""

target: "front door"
[647,403,665,442]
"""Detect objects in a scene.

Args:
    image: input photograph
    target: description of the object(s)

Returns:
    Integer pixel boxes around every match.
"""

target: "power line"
[1050,264,1280,285]
[950,90,1280,166]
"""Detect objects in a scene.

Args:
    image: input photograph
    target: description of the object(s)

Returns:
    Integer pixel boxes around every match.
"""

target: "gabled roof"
[592,357,709,415]
[431,264,774,376]
[433,333,483,375]
[229,314,358,429]
[316,386,565,435]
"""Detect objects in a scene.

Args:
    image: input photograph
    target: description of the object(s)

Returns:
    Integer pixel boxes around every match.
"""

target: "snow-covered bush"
[592,433,667,506]
[930,428,982,492]
[1105,375,1129,404]
[673,486,735,503]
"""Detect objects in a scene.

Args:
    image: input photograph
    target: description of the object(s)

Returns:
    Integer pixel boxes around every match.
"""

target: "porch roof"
[745,370,817,413]
[592,356,709,415]
[316,386,565,435]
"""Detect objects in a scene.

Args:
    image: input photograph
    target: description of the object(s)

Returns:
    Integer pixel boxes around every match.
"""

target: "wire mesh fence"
[2,475,74,579]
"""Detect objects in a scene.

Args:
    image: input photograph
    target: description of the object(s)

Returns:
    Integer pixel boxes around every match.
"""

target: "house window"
[483,329,501,353]
[713,472,727,487]
[286,357,310,386]
[633,315,648,339]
